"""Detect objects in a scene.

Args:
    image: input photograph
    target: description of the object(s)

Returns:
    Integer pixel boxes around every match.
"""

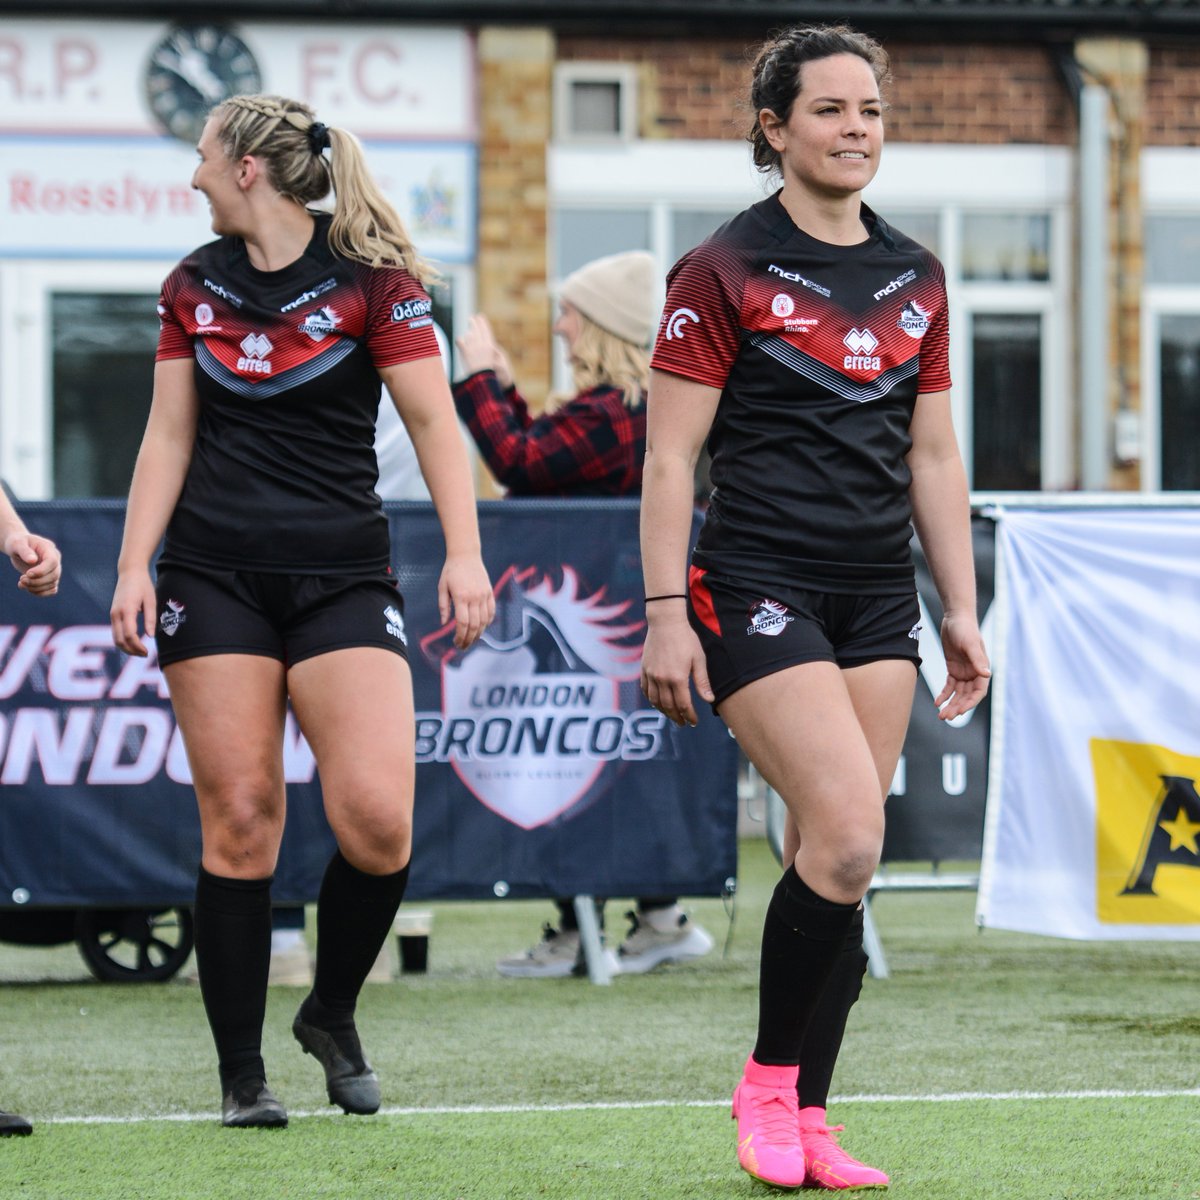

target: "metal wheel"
[74,907,194,983]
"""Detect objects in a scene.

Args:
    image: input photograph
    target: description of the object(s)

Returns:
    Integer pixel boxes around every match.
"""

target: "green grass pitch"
[1,838,1197,1199]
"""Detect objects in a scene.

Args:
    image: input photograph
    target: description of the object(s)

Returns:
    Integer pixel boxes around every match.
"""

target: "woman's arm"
[639,369,721,727]
[906,389,990,719]
[379,357,494,649]
[110,358,199,656]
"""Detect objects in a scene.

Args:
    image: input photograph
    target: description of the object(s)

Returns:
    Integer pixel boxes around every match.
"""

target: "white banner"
[978,508,1200,939]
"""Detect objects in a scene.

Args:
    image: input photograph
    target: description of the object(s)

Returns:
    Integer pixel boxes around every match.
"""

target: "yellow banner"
[1092,739,1200,925]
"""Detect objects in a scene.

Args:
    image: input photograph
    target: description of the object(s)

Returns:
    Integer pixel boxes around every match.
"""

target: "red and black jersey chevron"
[155,213,440,575]
[652,194,951,595]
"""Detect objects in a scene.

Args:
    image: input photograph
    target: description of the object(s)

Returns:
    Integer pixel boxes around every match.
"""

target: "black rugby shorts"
[687,566,921,709]
[153,566,409,669]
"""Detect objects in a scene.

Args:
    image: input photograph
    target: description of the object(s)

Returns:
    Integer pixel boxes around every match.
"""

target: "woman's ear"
[759,108,787,153]
[237,155,259,191]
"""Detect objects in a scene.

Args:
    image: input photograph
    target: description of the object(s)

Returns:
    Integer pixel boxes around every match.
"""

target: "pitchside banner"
[884,516,994,862]
[978,508,1200,940]
[0,500,738,908]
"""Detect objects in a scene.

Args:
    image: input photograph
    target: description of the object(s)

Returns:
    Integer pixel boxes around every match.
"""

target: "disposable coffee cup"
[394,909,433,974]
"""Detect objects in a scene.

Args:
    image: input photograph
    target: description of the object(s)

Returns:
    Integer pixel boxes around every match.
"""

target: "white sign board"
[0,137,476,261]
[0,18,475,138]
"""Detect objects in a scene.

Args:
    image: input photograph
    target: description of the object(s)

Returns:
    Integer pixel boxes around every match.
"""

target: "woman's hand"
[438,552,495,650]
[110,567,157,657]
[640,605,714,728]
[455,314,514,389]
[6,531,61,596]
[934,611,991,720]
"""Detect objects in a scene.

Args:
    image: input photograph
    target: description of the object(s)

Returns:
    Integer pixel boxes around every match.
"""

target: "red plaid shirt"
[451,370,646,497]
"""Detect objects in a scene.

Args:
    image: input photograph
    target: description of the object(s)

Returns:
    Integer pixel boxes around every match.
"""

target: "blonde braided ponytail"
[209,94,435,283]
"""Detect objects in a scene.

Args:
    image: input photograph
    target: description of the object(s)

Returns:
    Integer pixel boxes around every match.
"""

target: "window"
[670,210,739,260]
[962,213,1050,282]
[881,210,940,257]
[554,64,637,141]
[970,313,1043,491]
[1159,314,1200,490]
[1146,216,1200,286]
[51,293,159,497]
[554,208,651,279]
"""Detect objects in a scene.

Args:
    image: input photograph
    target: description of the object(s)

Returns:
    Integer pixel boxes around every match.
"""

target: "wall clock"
[145,25,262,145]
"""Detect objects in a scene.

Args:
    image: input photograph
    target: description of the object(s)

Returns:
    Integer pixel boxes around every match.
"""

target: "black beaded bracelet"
[644,593,687,603]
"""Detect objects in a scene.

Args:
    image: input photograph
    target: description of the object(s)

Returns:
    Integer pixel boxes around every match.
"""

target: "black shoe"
[292,1000,380,1115]
[221,1079,288,1129]
[0,1111,31,1136]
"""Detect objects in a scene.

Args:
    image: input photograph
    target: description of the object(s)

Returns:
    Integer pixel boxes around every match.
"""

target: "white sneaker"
[616,908,714,974]
[496,924,582,978]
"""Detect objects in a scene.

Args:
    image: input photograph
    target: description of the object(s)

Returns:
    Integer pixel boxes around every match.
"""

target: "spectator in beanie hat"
[451,250,715,975]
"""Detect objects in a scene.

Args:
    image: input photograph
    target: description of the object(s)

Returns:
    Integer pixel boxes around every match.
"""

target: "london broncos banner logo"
[418,566,667,830]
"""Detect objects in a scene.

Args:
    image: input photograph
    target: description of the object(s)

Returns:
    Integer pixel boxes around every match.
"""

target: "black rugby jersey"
[651,194,951,595]
[155,213,439,574]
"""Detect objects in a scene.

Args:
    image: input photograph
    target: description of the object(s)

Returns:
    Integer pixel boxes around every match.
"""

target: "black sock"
[312,850,410,1016]
[193,867,273,1091]
[798,906,868,1108]
[752,866,859,1066]
[554,897,604,932]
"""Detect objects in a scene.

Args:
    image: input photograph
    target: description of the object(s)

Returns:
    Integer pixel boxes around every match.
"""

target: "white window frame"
[553,62,639,143]
[1141,153,1200,493]
[1140,287,1200,491]
[0,259,174,499]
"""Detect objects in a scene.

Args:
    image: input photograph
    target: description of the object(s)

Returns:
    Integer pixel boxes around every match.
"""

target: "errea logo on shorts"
[238,333,273,374]
[385,605,407,644]
[746,599,794,637]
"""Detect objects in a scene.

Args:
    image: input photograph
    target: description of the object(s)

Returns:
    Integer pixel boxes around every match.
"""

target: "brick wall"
[1147,45,1200,145]
[558,36,1075,146]
[474,28,554,485]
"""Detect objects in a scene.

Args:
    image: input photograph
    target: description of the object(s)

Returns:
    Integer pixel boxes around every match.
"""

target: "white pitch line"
[43,1087,1200,1127]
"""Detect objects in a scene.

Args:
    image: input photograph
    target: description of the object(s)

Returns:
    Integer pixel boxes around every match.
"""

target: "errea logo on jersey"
[238,333,273,374]
[843,327,880,371]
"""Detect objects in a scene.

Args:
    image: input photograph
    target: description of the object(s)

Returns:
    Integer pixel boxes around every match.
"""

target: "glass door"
[0,261,172,499]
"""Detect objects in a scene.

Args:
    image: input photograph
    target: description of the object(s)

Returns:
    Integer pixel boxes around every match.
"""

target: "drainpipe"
[1078,82,1111,490]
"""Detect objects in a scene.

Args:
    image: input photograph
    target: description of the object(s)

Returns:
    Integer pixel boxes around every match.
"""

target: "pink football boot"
[798,1107,889,1190]
[731,1056,807,1189]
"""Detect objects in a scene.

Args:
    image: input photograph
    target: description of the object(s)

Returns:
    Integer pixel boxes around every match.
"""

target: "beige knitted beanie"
[558,250,657,347]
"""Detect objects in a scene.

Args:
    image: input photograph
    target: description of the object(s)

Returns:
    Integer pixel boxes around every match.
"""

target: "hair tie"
[644,594,687,604]
[307,121,331,155]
